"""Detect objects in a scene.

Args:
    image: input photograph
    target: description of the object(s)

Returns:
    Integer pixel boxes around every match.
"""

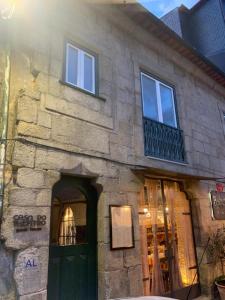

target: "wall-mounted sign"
[24,257,38,269]
[109,205,134,250]
[216,183,224,192]
[211,191,225,220]
[13,215,47,233]
[22,255,41,294]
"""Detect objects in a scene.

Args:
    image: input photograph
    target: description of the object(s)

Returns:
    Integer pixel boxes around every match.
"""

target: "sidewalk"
[193,297,210,300]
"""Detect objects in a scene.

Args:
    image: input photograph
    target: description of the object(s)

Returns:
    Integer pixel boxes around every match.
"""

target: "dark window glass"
[67,46,78,86]
[142,74,158,121]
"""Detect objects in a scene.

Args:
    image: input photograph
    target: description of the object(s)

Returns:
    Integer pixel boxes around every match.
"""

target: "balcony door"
[139,179,200,299]
[141,72,185,163]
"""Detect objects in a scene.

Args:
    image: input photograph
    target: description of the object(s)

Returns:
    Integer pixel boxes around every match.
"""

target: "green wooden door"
[47,177,97,300]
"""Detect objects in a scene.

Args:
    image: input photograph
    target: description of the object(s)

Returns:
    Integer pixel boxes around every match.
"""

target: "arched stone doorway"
[47,176,98,300]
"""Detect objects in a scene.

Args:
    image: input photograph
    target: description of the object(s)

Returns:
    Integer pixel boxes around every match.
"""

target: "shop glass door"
[139,179,200,299]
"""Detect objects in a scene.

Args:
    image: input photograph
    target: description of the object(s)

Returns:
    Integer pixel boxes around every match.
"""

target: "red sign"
[216,183,224,192]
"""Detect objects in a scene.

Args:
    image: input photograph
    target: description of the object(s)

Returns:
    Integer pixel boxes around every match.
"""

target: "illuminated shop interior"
[139,179,197,296]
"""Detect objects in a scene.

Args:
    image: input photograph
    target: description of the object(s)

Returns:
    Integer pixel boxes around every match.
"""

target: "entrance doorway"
[139,179,200,299]
[47,176,98,300]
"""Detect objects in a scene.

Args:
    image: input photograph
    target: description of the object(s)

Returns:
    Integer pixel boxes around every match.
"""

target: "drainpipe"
[0,42,11,237]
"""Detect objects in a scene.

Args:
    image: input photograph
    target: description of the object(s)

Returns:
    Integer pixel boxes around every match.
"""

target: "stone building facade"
[1,1,225,299]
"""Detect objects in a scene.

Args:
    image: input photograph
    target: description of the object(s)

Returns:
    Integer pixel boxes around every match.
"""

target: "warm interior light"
[165,207,169,212]
[143,208,148,214]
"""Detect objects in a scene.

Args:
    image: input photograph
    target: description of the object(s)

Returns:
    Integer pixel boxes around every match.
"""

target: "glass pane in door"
[139,179,199,298]
[164,181,198,289]
[139,179,171,296]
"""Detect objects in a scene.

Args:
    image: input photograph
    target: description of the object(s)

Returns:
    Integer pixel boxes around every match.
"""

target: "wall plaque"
[109,205,134,250]
[13,215,47,232]
[22,255,41,294]
[210,191,225,220]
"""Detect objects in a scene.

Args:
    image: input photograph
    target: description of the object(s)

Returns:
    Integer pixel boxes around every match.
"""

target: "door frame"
[144,177,201,299]
[47,175,98,300]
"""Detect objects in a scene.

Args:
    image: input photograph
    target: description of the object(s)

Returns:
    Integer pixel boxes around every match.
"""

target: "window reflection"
[50,188,87,246]
[59,207,76,246]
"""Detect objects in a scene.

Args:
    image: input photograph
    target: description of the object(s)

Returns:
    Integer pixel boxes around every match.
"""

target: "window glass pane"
[160,84,176,127]
[58,203,87,246]
[84,54,94,92]
[142,75,158,121]
[67,45,78,85]
[51,187,87,246]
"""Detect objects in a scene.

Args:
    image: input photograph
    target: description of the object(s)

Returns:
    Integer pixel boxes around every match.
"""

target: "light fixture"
[143,208,148,214]
[165,207,169,213]
[0,0,17,20]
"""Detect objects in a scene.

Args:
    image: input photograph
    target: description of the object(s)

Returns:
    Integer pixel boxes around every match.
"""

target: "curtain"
[167,187,183,289]
[182,193,197,285]
[140,225,151,295]
[59,206,76,246]
[150,182,165,296]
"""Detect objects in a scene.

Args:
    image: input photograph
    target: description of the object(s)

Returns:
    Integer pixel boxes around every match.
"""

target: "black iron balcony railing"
[143,117,186,163]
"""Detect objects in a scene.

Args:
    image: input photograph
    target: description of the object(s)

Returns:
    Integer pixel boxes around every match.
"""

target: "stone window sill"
[59,80,106,102]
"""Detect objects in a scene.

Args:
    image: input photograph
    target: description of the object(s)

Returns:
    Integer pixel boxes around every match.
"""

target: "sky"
[139,0,199,17]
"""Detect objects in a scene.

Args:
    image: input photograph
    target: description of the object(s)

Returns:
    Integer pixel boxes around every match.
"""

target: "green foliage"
[215,275,225,283]
[207,226,225,265]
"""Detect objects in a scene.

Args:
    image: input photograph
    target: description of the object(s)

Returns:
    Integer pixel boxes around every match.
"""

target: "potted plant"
[207,226,225,299]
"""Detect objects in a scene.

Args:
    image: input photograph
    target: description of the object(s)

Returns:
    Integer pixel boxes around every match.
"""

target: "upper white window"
[141,72,177,128]
[65,43,96,94]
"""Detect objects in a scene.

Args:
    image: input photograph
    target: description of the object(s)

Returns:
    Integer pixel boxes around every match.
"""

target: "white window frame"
[141,72,177,128]
[65,43,96,94]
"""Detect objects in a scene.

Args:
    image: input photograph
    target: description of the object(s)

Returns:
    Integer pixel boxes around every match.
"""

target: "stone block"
[119,168,142,193]
[36,189,52,206]
[17,97,38,123]
[49,58,62,78]
[2,207,50,249]
[45,94,113,129]
[35,149,79,170]
[14,247,48,296]
[49,78,64,100]
[19,290,47,300]
[0,245,14,297]
[128,265,143,297]
[21,89,41,101]
[110,143,129,163]
[51,115,110,154]
[124,247,141,268]
[9,188,52,207]
[37,111,52,129]
[98,243,123,272]
[62,85,101,112]
[98,215,110,244]
[45,170,60,188]
[108,269,129,299]
[17,122,51,140]
[17,168,45,189]
[13,142,35,168]
[33,51,49,74]
[9,188,36,206]
[193,139,204,153]
[98,271,110,300]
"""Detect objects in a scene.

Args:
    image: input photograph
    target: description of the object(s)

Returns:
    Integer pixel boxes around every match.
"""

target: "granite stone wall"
[1,1,225,299]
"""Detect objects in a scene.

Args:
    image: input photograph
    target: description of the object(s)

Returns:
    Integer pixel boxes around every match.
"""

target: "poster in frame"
[109,205,134,250]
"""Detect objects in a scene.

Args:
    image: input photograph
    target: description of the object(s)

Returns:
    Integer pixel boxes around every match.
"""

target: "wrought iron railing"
[143,117,186,163]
